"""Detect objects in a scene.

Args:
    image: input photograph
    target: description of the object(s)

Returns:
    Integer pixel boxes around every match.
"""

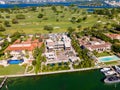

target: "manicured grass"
[104,61,118,65]
[27,66,33,72]
[0,65,25,75]
[0,6,111,34]
[96,52,112,57]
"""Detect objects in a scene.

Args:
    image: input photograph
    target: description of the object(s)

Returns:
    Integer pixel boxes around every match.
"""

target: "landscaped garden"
[0,65,25,75]
[104,61,118,65]
[95,51,112,57]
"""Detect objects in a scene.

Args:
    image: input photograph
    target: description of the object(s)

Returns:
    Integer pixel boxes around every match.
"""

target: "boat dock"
[0,77,7,89]
[110,66,120,76]
[101,66,120,84]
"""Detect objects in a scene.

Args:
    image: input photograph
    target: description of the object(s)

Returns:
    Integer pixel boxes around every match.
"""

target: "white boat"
[115,65,120,74]
[104,71,116,76]
[100,68,116,76]
[100,68,110,72]
[104,75,120,84]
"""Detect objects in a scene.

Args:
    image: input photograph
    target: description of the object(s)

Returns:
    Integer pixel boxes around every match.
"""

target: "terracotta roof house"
[105,33,120,40]
[78,36,111,52]
[5,38,43,55]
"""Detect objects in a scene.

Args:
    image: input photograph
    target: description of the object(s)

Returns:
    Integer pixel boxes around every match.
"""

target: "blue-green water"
[98,55,120,62]
[7,60,24,64]
[0,2,115,8]
[1,69,120,90]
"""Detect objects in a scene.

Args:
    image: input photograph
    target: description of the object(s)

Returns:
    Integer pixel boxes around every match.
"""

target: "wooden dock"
[110,66,120,77]
[0,77,7,89]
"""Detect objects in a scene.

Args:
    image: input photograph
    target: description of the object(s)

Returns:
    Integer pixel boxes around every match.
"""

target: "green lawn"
[0,6,111,34]
[96,52,112,57]
[104,61,118,65]
[0,65,25,75]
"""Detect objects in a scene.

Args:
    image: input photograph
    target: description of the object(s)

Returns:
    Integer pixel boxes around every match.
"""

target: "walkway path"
[0,66,103,78]
[0,64,119,79]
[24,65,34,74]
[0,77,7,89]
[24,65,29,74]
[69,63,74,70]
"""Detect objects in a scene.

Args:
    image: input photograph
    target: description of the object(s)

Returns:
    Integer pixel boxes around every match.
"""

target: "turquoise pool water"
[98,55,120,62]
[7,60,24,64]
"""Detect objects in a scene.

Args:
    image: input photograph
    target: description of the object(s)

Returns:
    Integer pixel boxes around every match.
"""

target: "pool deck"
[98,55,120,62]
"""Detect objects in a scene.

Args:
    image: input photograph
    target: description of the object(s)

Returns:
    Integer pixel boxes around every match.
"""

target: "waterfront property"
[4,35,43,65]
[78,36,111,52]
[0,2,120,77]
[45,33,79,64]
[5,38,43,54]
[46,34,71,51]
[98,55,120,62]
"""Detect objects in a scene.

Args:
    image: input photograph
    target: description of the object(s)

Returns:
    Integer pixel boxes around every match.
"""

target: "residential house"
[78,36,111,52]
[5,38,43,55]
[105,33,120,40]
[46,34,71,51]
[45,33,75,64]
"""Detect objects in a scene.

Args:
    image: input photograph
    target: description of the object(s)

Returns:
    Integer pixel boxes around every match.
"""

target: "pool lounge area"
[98,55,120,62]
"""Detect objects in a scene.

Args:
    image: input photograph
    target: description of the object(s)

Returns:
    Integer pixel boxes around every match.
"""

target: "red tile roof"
[106,34,120,39]
[86,42,111,49]
[78,36,111,50]
[5,39,43,52]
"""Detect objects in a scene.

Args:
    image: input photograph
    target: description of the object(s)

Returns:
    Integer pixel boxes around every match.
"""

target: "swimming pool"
[7,60,24,64]
[98,55,120,62]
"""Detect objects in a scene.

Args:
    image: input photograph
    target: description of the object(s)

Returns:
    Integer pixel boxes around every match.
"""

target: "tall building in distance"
[105,0,120,6]
[0,0,5,4]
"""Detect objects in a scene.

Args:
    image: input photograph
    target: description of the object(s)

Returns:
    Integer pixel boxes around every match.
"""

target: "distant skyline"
[1,0,120,3]
[0,0,111,1]
[0,0,95,1]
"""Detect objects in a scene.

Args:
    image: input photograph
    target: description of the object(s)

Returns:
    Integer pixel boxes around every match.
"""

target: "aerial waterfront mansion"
[0,33,120,68]
[78,36,112,52]
[45,33,79,64]
[1,35,43,66]
[5,36,43,56]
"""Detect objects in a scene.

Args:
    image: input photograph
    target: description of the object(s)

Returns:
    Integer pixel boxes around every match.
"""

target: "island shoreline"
[0,66,105,79]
